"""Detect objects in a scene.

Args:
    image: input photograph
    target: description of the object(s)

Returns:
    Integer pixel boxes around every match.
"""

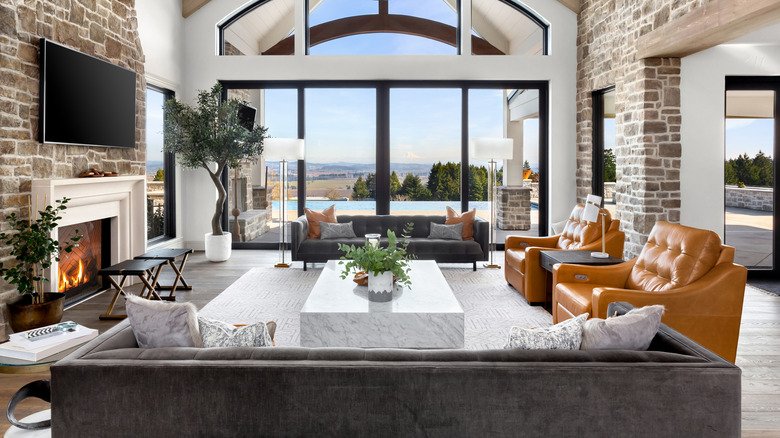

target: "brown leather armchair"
[504,204,624,304]
[552,221,747,363]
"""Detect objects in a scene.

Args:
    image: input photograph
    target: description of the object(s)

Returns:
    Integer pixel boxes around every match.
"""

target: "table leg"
[155,254,193,291]
[142,264,166,301]
[100,276,129,320]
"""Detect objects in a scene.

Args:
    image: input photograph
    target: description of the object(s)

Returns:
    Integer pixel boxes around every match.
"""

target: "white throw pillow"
[198,317,273,348]
[580,305,664,351]
[504,313,588,350]
[125,294,202,348]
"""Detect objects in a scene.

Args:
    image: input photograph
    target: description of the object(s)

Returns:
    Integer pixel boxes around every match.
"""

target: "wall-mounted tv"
[39,39,136,149]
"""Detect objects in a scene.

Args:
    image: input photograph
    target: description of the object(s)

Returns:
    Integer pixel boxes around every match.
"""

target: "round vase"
[367,271,393,302]
[205,232,232,262]
[8,292,65,333]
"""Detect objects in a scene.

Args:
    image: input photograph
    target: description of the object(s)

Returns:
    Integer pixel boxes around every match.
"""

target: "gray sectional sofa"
[50,303,741,437]
[291,214,489,270]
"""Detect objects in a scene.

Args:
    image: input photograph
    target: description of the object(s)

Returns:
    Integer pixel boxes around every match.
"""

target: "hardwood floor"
[1,250,779,436]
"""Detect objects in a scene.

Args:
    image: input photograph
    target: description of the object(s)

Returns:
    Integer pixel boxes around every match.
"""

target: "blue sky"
[146,88,165,165]
[725,118,774,160]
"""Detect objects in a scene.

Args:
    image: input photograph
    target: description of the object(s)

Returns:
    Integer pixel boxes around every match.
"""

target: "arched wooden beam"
[262,14,504,55]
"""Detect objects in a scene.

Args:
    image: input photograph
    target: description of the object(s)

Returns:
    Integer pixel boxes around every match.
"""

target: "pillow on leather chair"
[580,305,664,351]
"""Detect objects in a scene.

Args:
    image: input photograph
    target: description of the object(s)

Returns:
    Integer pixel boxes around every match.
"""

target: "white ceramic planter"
[367,270,393,302]
[204,232,232,262]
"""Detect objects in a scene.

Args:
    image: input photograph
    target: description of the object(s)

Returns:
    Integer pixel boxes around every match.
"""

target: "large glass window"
[221,0,295,56]
[390,88,461,214]
[145,86,175,243]
[307,0,458,55]
[471,0,547,55]
[593,87,616,214]
[306,88,377,215]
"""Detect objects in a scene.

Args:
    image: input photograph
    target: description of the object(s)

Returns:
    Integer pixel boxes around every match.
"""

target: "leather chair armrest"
[290,216,308,260]
[505,234,559,251]
[552,258,637,288]
[591,262,748,319]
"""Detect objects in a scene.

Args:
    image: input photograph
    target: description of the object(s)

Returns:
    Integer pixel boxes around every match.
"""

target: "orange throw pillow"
[445,206,476,241]
[304,205,337,239]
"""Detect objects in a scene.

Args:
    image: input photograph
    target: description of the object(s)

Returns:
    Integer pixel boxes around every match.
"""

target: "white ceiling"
[224,0,543,56]
[722,21,780,46]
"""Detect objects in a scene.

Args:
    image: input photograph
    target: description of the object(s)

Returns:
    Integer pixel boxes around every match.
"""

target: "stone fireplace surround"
[31,176,147,291]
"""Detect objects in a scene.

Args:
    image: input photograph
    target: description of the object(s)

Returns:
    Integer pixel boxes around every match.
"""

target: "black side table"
[98,258,166,320]
[538,250,624,307]
[135,248,193,299]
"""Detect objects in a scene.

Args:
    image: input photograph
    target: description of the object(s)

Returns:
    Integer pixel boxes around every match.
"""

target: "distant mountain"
[146,161,164,175]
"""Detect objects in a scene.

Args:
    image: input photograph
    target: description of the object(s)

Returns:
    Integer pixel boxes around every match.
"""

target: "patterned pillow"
[428,222,463,240]
[320,221,357,239]
[125,294,202,348]
[504,313,588,350]
[198,317,273,348]
[581,305,664,350]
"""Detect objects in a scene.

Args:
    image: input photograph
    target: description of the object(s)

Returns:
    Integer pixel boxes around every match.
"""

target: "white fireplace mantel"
[31,176,147,285]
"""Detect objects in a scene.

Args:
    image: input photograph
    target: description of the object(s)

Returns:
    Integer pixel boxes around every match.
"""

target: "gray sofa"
[291,214,489,270]
[50,302,741,437]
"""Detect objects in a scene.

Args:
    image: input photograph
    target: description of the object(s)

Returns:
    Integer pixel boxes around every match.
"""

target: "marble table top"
[300,260,464,348]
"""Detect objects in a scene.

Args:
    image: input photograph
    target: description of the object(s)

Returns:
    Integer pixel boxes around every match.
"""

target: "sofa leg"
[303,263,307,271]
[473,262,477,271]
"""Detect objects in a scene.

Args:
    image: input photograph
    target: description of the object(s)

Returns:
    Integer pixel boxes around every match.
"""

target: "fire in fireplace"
[57,219,110,303]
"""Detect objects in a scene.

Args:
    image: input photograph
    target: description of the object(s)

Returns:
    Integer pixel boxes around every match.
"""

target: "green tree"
[523,160,531,171]
[153,169,164,181]
[468,165,487,201]
[753,150,774,187]
[604,148,616,182]
[401,173,431,201]
[390,171,401,197]
[365,173,377,199]
[352,176,369,200]
[724,161,737,185]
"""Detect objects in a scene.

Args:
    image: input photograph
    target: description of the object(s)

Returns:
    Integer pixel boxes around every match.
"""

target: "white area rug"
[199,266,553,350]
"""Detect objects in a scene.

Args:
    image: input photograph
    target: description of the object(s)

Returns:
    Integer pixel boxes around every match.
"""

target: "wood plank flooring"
[1,250,779,436]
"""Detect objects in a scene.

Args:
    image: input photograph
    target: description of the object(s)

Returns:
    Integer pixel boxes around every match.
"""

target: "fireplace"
[57,219,111,303]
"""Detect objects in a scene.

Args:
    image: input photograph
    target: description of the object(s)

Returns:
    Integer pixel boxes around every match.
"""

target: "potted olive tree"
[0,197,81,332]
[164,84,266,261]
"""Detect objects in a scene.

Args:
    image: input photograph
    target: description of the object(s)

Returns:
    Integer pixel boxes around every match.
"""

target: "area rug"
[199,266,553,350]
[748,279,780,297]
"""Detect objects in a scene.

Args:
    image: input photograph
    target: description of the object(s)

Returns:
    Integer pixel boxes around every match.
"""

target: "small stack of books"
[0,322,98,362]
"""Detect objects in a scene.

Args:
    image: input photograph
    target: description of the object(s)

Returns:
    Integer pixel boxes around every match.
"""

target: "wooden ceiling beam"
[182,0,212,18]
[636,0,780,59]
[555,0,580,15]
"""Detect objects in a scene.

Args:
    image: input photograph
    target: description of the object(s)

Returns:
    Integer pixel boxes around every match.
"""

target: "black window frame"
[592,86,615,201]
[146,84,177,245]
[220,80,550,249]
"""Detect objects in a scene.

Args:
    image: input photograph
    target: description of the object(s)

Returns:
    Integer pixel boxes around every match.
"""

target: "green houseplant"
[0,197,81,332]
[338,228,413,302]
[164,83,267,261]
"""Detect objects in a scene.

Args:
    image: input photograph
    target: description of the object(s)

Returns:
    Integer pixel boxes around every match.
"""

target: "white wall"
[178,0,577,245]
[681,26,780,238]
[135,0,187,249]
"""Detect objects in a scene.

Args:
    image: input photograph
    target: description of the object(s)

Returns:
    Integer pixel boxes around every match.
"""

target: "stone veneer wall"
[576,0,705,257]
[495,186,531,230]
[0,0,146,338]
[725,186,774,212]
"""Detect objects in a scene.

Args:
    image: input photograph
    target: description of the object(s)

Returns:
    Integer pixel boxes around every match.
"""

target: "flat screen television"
[39,39,136,149]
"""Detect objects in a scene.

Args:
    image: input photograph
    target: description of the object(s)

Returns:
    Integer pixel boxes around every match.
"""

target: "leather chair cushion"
[627,222,723,291]
[505,248,526,273]
[554,283,595,321]
[557,205,612,250]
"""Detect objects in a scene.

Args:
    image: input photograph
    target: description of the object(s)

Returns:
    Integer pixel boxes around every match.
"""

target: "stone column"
[495,186,532,230]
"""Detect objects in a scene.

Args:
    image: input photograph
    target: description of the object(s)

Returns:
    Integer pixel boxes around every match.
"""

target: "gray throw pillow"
[504,313,588,350]
[125,294,202,348]
[428,222,463,240]
[320,221,356,239]
[198,317,273,348]
[580,305,664,350]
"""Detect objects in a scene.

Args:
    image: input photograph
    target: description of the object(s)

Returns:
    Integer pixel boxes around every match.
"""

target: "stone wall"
[0,0,146,338]
[495,186,531,230]
[576,0,703,258]
[725,186,774,212]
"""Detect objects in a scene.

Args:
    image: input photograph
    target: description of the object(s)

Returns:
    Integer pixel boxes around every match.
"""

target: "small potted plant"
[164,83,267,262]
[338,228,413,302]
[0,197,81,333]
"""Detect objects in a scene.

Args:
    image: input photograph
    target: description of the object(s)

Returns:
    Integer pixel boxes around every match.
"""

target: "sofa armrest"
[472,216,489,260]
[291,216,308,260]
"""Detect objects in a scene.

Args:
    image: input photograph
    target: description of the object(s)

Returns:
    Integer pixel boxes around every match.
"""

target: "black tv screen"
[40,39,136,148]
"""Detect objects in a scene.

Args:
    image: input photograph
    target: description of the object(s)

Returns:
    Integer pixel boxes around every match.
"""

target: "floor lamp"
[264,138,305,268]
[470,137,513,269]
[582,194,609,258]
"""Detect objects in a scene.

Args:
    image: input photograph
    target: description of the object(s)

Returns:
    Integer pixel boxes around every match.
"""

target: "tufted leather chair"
[504,204,625,304]
[552,221,747,363]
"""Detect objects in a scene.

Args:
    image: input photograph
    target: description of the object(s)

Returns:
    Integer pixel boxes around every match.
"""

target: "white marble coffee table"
[300,260,464,348]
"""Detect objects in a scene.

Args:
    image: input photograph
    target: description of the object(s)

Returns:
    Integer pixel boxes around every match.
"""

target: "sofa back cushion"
[556,205,612,250]
[626,221,723,291]
[337,215,446,239]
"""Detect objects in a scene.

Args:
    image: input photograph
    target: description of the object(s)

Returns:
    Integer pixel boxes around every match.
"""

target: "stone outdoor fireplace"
[32,176,146,304]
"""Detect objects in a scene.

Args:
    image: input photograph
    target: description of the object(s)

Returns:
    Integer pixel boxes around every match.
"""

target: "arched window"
[219,0,548,56]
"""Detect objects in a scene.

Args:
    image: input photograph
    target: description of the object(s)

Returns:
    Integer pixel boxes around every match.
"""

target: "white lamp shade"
[264,138,305,161]
[582,194,603,223]
[469,137,514,160]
